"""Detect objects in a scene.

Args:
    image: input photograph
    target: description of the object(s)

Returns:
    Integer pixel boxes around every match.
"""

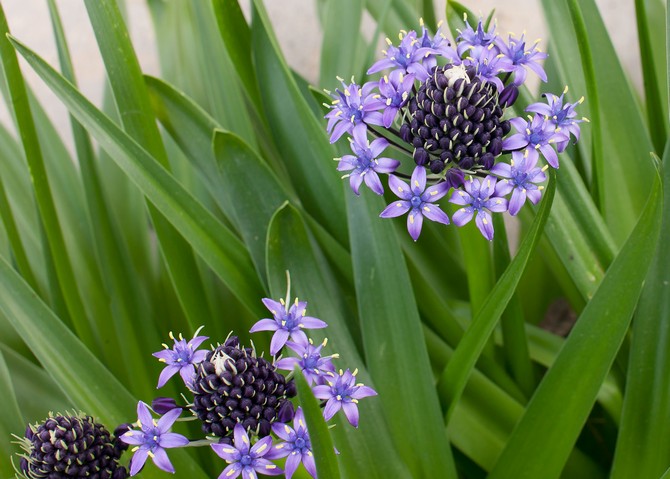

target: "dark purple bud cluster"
[400,64,510,175]
[191,336,297,440]
[17,414,128,479]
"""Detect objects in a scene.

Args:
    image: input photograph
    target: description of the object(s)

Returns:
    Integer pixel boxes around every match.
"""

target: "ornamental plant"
[0,0,669,478]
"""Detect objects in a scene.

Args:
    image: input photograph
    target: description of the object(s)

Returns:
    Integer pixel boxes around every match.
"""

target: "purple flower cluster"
[324,16,585,241]
[118,280,376,479]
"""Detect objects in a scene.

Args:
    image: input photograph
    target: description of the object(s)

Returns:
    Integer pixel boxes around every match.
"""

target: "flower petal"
[421,204,450,225]
[158,432,189,448]
[475,210,495,240]
[363,171,385,195]
[284,451,302,479]
[156,365,181,389]
[508,188,526,216]
[406,210,424,241]
[387,175,411,199]
[136,402,153,430]
[379,200,411,218]
[342,402,360,428]
[234,423,251,454]
[129,448,149,476]
[452,206,474,226]
[157,408,183,432]
[212,443,242,462]
[409,166,427,195]
[323,398,342,421]
[151,447,175,474]
[218,463,242,479]
[270,329,291,355]
[298,316,328,329]
[249,318,279,333]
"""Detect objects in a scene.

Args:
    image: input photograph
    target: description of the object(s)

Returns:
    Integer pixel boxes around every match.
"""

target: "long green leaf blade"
[489,170,663,479]
[9,35,265,317]
[438,170,557,422]
[346,191,457,477]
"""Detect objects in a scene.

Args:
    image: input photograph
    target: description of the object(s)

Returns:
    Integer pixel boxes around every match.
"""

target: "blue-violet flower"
[211,423,282,479]
[492,150,547,215]
[449,175,508,240]
[275,336,338,385]
[325,79,382,143]
[152,328,209,389]
[266,407,316,479]
[312,369,377,428]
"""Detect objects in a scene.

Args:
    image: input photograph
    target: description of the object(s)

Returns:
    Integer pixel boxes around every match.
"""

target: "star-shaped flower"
[449,175,508,240]
[211,423,282,479]
[275,335,338,385]
[337,123,399,195]
[266,408,316,479]
[456,17,497,57]
[152,328,209,388]
[502,114,569,168]
[526,88,585,152]
[495,33,548,85]
[367,30,435,81]
[121,402,189,476]
[492,151,547,215]
[380,166,450,241]
[312,369,377,428]
[324,79,383,143]
[250,298,328,355]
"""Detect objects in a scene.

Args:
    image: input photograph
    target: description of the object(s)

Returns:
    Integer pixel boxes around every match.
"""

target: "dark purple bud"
[436,74,449,90]
[399,124,412,143]
[459,156,475,169]
[24,425,34,440]
[20,457,29,474]
[425,114,437,128]
[499,85,519,108]
[430,160,445,174]
[446,168,465,188]
[413,148,429,166]
[489,138,503,156]
[501,119,511,135]
[425,139,439,151]
[151,397,179,415]
[480,152,495,170]
[277,401,295,423]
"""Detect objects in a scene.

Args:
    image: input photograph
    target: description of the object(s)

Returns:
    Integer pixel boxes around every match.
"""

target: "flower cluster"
[325,17,585,240]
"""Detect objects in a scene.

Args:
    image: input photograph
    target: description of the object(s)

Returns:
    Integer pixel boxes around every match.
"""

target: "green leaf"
[346,191,457,477]
[489,169,663,479]
[610,147,670,478]
[294,366,340,479]
[9,36,265,318]
[266,203,410,479]
[0,3,94,347]
[84,0,213,331]
[251,0,347,246]
[438,170,557,422]
[0,257,209,479]
[0,349,23,477]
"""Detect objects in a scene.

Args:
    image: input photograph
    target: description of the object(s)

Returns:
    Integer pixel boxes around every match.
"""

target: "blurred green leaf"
[294,366,340,479]
[610,147,670,478]
[489,169,663,479]
[0,349,23,477]
[346,190,457,477]
[9,35,266,317]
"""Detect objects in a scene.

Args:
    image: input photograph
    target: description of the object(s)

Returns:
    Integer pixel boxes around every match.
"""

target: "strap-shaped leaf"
[489,170,662,479]
[438,170,557,422]
[9,35,265,318]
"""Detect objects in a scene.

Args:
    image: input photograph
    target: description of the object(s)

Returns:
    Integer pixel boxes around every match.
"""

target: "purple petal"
[421,181,450,202]
[475,211,495,240]
[349,173,364,196]
[342,402,360,428]
[329,121,351,144]
[284,451,302,479]
[234,423,251,454]
[271,423,295,442]
[367,58,396,74]
[502,134,528,151]
[374,157,400,174]
[485,197,508,213]
[270,329,291,355]
[452,207,474,226]
[449,189,473,206]
[539,144,559,168]
[311,385,332,400]
[526,188,543,204]
[120,430,145,446]
[250,318,279,333]
[494,179,513,197]
[380,200,411,218]
[158,432,189,448]
[157,408,182,432]
[298,316,328,329]
[382,107,398,128]
[303,453,317,478]
[151,447,175,474]
[388,175,412,200]
[275,357,300,371]
[369,138,389,158]
[253,459,283,476]
[266,441,290,460]
[188,335,209,350]
[242,468,258,479]
[410,166,427,195]
[129,448,149,476]
[192,350,208,363]
[250,436,273,458]
[407,210,424,241]
[525,102,552,116]
[218,463,242,479]
[152,349,173,361]
[178,365,196,386]
[508,188,526,216]
[363,171,385,195]
[421,204,450,225]
[490,162,511,177]
[212,443,242,462]
[137,402,153,429]
[351,123,368,148]
[323,398,342,421]
[157,365,180,389]
[351,385,378,399]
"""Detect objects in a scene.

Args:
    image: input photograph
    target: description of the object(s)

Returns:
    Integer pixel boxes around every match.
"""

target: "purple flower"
[275,335,337,385]
[152,328,209,389]
[211,423,282,479]
[379,166,450,241]
[266,408,316,479]
[250,298,328,355]
[456,17,497,57]
[121,402,189,476]
[495,33,548,85]
[312,369,377,427]
[526,88,585,152]
[464,44,513,91]
[367,30,435,81]
[418,21,460,71]
[492,151,548,215]
[449,175,508,240]
[324,79,383,143]
[337,124,399,195]
[374,70,416,127]
[502,115,569,168]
